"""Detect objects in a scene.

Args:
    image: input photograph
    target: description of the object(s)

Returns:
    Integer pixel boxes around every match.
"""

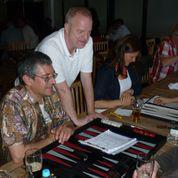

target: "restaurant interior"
[0,0,178,177]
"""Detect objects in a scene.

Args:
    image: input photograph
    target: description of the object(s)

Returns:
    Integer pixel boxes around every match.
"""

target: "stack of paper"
[79,130,137,155]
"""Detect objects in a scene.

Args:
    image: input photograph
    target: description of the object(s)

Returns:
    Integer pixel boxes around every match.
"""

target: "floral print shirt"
[0,85,70,148]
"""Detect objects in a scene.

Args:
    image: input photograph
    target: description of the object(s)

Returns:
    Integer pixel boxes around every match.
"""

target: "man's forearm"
[9,135,54,163]
[81,73,95,114]
[161,55,178,66]
[55,83,79,125]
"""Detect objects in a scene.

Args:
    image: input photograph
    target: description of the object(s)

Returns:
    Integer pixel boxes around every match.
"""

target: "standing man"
[36,7,103,126]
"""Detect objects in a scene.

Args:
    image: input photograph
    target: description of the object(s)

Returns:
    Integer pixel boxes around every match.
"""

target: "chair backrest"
[93,41,108,53]
[7,41,30,51]
[71,80,87,118]
[0,131,11,166]
[146,38,156,56]
[141,72,150,87]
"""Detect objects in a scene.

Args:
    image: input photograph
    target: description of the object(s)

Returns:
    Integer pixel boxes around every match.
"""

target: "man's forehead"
[70,12,92,23]
[35,64,54,74]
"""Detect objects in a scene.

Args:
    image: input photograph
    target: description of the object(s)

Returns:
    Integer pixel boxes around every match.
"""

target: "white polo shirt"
[36,28,93,87]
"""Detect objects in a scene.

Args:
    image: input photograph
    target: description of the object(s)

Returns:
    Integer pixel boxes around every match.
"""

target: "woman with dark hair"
[94,35,142,109]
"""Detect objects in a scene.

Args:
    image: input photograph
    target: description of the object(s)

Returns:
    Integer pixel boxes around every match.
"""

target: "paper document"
[114,108,132,117]
[79,130,137,155]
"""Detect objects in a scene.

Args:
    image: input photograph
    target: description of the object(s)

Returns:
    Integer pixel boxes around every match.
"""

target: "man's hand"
[51,125,74,144]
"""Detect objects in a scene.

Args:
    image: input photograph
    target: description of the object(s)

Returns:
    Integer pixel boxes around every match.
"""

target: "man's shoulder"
[36,28,64,50]
[2,86,27,105]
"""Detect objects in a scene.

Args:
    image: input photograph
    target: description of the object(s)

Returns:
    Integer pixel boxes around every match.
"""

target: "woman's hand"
[153,96,170,105]
[120,94,135,106]
[122,89,134,98]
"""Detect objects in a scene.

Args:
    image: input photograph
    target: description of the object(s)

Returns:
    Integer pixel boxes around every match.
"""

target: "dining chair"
[7,40,30,51]
[93,40,108,53]
[71,80,87,118]
[141,72,150,87]
[146,38,156,57]
[0,132,11,166]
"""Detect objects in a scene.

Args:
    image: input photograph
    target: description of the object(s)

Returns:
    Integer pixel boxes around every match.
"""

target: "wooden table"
[1,72,178,177]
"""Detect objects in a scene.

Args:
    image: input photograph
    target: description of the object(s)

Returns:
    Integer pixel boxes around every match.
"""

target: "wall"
[1,0,177,38]
[147,0,178,37]
[88,0,107,33]
[114,0,143,36]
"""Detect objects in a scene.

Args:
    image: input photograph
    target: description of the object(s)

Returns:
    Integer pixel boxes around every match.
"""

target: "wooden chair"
[146,38,156,56]
[93,41,108,53]
[71,80,87,118]
[141,72,150,87]
[7,41,30,51]
[0,132,11,166]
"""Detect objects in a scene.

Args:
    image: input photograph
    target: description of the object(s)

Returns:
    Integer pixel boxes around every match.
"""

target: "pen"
[109,111,123,119]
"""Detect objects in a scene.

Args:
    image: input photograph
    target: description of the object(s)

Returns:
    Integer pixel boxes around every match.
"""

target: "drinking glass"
[0,170,10,178]
[132,98,143,123]
[25,148,42,175]
[136,154,154,178]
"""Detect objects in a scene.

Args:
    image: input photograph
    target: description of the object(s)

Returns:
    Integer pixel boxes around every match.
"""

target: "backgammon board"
[35,119,166,178]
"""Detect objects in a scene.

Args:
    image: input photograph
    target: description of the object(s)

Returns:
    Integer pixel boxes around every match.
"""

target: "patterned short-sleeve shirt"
[0,85,70,147]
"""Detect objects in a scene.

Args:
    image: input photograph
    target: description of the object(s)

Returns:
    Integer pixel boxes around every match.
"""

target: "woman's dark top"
[94,63,142,100]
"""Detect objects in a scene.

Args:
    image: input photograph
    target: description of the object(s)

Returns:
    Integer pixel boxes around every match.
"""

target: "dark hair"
[18,52,52,84]
[65,7,92,23]
[108,35,140,76]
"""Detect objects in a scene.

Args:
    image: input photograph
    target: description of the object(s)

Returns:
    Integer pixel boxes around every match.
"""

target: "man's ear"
[64,22,69,34]
[22,75,33,86]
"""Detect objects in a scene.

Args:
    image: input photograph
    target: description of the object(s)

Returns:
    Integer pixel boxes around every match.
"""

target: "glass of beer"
[25,148,42,175]
[132,98,143,123]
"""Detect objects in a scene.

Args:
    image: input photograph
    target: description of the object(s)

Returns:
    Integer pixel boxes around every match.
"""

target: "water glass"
[136,154,154,178]
[25,148,42,174]
[0,170,10,178]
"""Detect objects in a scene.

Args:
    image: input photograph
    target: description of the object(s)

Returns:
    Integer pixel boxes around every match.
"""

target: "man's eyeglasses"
[32,73,58,83]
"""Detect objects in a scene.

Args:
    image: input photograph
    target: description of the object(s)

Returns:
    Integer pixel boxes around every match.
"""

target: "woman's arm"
[95,94,134,109]
[154,97,178,105]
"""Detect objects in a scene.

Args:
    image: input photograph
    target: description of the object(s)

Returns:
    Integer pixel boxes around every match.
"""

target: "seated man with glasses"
[0,52,75,164]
